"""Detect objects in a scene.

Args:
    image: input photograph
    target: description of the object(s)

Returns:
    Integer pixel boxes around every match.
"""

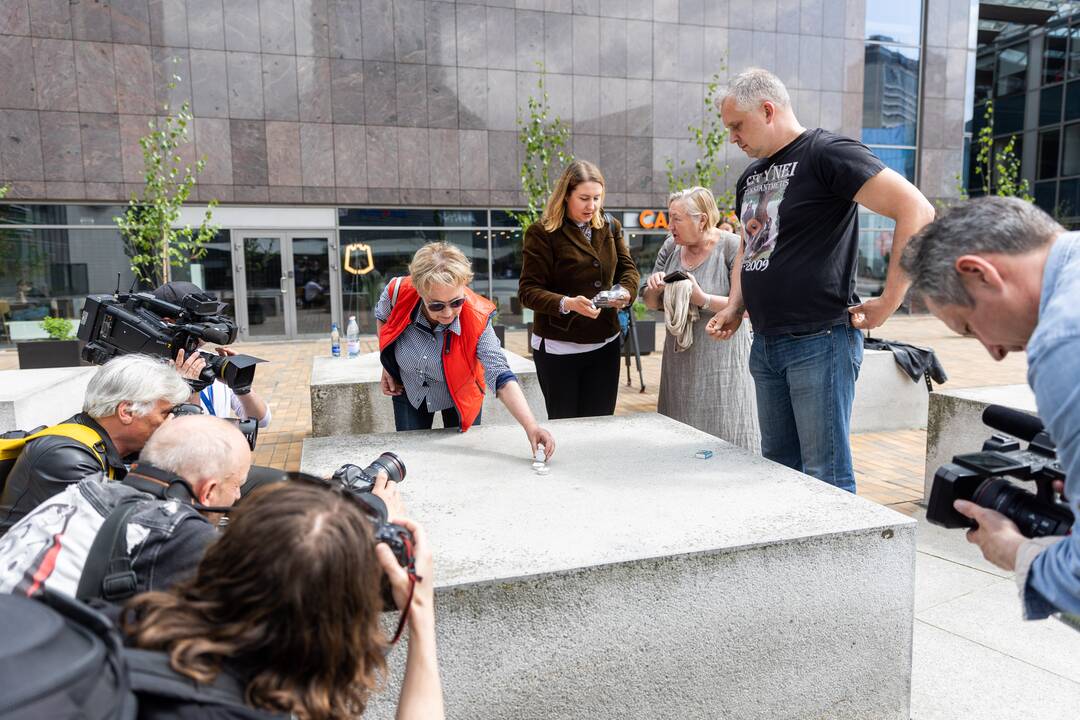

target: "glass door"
[232,231,339,340]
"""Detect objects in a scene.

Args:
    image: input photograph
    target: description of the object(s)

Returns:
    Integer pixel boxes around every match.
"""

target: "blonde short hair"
[668,186,721,229]
[541,160,606,232]
[408,242,474,295]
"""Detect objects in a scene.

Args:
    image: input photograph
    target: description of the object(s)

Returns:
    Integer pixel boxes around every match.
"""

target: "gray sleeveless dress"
[653,233,761,453]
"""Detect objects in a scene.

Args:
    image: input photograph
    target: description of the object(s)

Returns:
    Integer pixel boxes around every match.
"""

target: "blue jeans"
[392,394,481,431]
[748,324,863,493]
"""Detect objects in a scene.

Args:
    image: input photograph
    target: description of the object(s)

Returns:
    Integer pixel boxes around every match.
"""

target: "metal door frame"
[231,230,340,342]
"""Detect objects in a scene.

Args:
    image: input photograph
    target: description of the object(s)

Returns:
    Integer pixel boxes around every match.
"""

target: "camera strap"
[389,532,419,646]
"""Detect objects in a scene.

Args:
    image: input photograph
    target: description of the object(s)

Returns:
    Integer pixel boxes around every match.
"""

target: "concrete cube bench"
[851,348,930,433]
[0,367,98,433]
[301,413,916,720]
[923,384,1038,499]
[309,350,547,437]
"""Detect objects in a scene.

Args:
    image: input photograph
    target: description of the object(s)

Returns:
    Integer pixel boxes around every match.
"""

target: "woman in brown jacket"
[518,160,640,419]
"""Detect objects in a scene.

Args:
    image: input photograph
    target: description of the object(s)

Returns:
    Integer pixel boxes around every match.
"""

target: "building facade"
[0,0,974,343]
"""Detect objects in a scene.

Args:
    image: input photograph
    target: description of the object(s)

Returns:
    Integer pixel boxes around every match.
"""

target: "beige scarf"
[663,279,698,352]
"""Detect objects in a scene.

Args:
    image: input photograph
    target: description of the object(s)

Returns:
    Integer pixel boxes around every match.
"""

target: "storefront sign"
[638,210,668,229]
[343,242,374,275]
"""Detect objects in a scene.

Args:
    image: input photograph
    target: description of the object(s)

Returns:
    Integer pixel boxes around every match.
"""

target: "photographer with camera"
[122,478,443,720]
[0,355,192,536]
[378,242,555,459]
[0,414,251,601]
[152,281,271,429]
[902,197,1080,620]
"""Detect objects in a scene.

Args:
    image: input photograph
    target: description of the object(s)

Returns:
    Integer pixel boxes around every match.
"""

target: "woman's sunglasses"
[424,297,466,312]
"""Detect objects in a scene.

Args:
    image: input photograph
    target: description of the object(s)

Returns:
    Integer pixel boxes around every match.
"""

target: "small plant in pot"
[626,300,657,355]
[17,316,83,369]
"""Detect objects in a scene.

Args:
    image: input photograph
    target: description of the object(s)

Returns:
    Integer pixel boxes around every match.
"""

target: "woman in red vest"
[376,242,555,459]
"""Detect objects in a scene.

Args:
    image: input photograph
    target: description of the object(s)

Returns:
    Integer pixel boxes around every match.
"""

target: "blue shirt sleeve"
[475,318,516,392]
[1025,338,1080,617]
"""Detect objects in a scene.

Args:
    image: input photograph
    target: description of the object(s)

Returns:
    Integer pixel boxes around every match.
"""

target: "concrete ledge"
[923,384,1037,499]
[302,413,916,719]
[851,348,929,433]
[0,367,97,433]
[309,350,547,437]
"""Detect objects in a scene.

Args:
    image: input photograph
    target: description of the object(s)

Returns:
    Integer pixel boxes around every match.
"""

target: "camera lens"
[364,452,406,484]
[971,477,1074,538]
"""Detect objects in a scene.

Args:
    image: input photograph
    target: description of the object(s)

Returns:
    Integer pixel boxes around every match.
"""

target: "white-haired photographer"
[0,355,191,536]
[901,196,1080,623]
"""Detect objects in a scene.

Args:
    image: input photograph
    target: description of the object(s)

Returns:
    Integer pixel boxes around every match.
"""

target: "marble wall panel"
[223,0,261,52]
[457,66,488,130]
[573,74,601,135]
[363,61,397,125]
[227,52,265,119]
[544,11,573,74]
[187,0,226,50]
[599,77,627,135]
[329,0,364,59]
[79,112,122,182]
[0,35,37,110]
[487,130,518,189]
[28,0,71,38]
[599,134,627,191]
[397,126,430,188]
[297,57,332,122]
[110,0,151,44]
[190,50,230,118]
[119,114,150,182]
[487,7,516,70]
[70,0,111,41]
[0,1,30,35]
[295,0,331,57]
[517,10,545,71]
[703,0,727,26]
[32,38,77,112]
[366,125,399,188]
[114,44,156,115]
[362,0,395,61]
[429,128,460,189]
[300,123,335,186]
[194,117,233,185]
[230,119,268,186]
[263,54,300,121]
[0,110,44,180]
[396,63,428,127]
[487,69,516,131]
[39,111,83,181]
[333,124,367,187]
[458,129,489,189]
[572,15,601,75]
[258,0,296,54]
[266,120,302,186]
[394,0,427,63]
[425,2,456,66]
[149,0,188,46]
[799,0,824,35]
[331,59,365,124]
[427,66,459,128]
[151,47,192,113]
[626,135,652,193]
[599,17,628,77]
[74,41,116,113]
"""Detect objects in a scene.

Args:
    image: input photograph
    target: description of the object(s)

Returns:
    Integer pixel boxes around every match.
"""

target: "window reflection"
[863,44,920,147]
[997,44,1029,97]
[1046,27,1068,85]
[865,0,922,47]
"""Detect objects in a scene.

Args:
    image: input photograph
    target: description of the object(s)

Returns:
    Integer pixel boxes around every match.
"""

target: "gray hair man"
[0,354,191,535]
[705,67,935,493]
[0,414,252,599]
[901,196,1080,622]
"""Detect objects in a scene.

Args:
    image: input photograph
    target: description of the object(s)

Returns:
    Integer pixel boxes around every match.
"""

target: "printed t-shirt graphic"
[740,161,798,269]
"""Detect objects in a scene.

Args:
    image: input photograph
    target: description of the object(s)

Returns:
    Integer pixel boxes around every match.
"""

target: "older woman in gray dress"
[642,187,760,452]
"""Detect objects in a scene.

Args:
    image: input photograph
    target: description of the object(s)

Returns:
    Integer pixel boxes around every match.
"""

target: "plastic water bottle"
[330,322,340,357]
[346,316,360,358]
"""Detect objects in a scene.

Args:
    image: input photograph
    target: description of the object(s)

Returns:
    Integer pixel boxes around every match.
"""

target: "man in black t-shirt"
[706,68,935,492]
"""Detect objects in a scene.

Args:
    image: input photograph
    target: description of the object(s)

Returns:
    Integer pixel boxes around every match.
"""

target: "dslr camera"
[927,404,1074,538]
[170,402,259,451]
[78,290,262,394]
[331,453,416,609]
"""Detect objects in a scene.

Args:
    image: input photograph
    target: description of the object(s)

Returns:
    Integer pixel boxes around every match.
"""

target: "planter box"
[625,318,656,355]
[17,340,83,369]
[493,324,506,348]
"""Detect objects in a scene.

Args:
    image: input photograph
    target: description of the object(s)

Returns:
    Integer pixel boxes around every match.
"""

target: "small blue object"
[695,450,713,460]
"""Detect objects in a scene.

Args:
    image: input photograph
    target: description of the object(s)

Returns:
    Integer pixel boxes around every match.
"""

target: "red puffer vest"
[378,276,496,432]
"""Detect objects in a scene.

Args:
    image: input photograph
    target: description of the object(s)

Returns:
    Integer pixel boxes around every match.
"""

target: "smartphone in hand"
[663,270,690,283]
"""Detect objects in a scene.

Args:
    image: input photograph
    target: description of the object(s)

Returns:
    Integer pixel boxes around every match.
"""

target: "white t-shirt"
[198,380,272,428]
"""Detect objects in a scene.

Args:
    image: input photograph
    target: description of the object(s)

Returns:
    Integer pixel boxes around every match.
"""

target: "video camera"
[78,290,262,394]
[331,453,415,610]
[927,404,1074,538]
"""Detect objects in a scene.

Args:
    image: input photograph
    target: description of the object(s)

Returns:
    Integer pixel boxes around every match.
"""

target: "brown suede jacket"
[518,215,640,344]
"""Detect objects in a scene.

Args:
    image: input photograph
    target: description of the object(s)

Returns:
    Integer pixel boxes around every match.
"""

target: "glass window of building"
[1034,180,1058,215]
[865,0,922,46]
[1039,129,1061,180]
[1063,122,1080,177]
[1042,85,1064,126]
[996,44,1028,97]
[1069,26,1080,80]
[1045,27,1069,85]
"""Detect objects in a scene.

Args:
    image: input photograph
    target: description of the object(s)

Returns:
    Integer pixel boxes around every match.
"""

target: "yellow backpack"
[0,424,113,494]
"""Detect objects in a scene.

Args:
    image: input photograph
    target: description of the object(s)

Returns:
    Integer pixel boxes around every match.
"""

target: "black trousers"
[532,338,621,420]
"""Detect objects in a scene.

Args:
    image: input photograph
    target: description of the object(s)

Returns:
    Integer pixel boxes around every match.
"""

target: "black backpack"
[0,592,283,720]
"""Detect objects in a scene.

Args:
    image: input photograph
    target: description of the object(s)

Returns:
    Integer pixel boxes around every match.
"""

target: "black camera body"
[331,453,415,610]
[170,402,259,450]
[78,291,262,394]
[927,405,1074,538]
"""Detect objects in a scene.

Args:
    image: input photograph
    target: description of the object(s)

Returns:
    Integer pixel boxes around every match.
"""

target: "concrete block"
[851,348,930,433]
[309,350,546,437]
[301,413,917,720]
[923,385,1037,499]
[0,367,97,433]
